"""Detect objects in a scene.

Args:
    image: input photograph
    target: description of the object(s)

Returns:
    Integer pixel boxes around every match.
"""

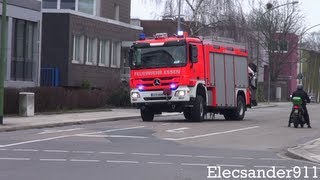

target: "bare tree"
[303,31,320,51]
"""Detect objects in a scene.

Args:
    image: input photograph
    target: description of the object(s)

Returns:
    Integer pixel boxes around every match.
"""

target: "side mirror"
[190,45,198,63]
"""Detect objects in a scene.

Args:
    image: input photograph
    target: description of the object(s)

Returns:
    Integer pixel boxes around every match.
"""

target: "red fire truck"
[129,32,253,122]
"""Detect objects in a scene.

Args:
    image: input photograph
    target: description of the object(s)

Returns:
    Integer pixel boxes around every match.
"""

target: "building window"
[86,37,98,65]
[61,0,76,10]
[72,35,85,63]
[43,0,58,8]
[279,40,288,52]
[114,4,120,21]
[11,19,36,81]
[79,0,96,15]
[99,40,110,67]
[111,41,121,68]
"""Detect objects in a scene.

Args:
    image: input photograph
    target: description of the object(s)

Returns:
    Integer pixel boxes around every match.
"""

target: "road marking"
[165,154,193,158]
[72,151,94,154]
[0,148,7,151]
[147,162,173,165]
[70,159,100,162]
[218,164,245,168]
[163,126,259,141]
[0,126,145,148]
[107,160,139,164]
[131,153,161,156]
[181,163,209,166]
[13,149,39,152]
[166,127,190,133]
[40,159,67,162]
[99,151,125,155]
[0,157,31,161]
[259,158,286,161]
[38,128,84,135]
[43,150,69,153]
[231,157,254,160]
[76,134,148,139]
[195,155,224,159]
[79,126,145,136]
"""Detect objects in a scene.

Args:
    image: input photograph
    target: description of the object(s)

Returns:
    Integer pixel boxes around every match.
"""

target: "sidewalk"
[288,138,320,164]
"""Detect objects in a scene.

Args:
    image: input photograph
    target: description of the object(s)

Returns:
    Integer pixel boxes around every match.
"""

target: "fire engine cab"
[129,32,252,122]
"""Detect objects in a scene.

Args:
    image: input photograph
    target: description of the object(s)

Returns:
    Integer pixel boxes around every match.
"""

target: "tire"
[183,108,192,121]
[191,95,205,122]
[234,95,246,120]
[140,107,154,122]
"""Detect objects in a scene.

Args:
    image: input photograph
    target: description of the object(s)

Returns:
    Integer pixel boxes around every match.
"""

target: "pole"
[177,0,181,32]
[0,0,7,125]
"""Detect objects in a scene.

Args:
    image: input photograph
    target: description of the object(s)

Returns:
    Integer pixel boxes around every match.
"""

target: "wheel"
[191,95,205,122]
[234,95,246,120]
[293,117,299,128]
[183,108,192,121]
[140,107,154,122]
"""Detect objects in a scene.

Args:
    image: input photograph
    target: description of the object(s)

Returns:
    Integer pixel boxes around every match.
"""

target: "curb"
[287,138,320,164]
[0,116,141,133]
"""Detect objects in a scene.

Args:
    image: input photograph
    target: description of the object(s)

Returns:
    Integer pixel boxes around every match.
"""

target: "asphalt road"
[0,103,320,180]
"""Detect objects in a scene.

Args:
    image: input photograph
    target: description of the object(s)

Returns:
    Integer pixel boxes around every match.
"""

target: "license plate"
[151,93,164,97]
[294,109,299,114]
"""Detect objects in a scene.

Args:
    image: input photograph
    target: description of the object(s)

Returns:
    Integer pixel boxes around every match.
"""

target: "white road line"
[72,151,94,154]
[218,164,245,168]
[107,160,139,164]
[166,127,190,133]
[147,162,173,165]
[43,150,69,153]
[259,158,286,161]
[231,157,254,160]
[76,134,148,139]
[165,154,193,158]
[181,163,209,166]
[131,153,161,156]
[0,157,31,161]
[38,128,84,135]
[0,126,145,148]
[99,151,125,155]
[79,126,145,136]
[13,149,39,152]
[195,155,224,159]
[163,126,259,141]
[70,159,100,162]
[40,159,67,162]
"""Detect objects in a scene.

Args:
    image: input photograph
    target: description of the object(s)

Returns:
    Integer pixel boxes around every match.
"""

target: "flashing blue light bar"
[139,33,146,40]
[170,84,177,89]
[138,85,144,91]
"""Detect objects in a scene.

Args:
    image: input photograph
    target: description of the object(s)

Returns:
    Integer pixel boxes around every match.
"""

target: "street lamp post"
[0,0,7,125]
[256,1,299,104]
[177,0,182,32]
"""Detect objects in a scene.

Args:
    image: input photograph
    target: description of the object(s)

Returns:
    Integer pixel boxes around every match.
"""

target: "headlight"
[131,92,140,101]
[175,90,186,98]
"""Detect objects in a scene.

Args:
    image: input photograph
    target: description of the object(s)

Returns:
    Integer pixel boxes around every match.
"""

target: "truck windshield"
[132,45,187,69]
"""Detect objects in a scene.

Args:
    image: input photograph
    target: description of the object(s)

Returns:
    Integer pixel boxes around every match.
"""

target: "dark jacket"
[292,89,310,105]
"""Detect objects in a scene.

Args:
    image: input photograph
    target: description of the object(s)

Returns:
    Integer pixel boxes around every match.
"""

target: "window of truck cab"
[132,41,187,69]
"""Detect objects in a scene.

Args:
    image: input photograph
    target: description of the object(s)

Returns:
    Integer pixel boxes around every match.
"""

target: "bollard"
[19,92,35,117]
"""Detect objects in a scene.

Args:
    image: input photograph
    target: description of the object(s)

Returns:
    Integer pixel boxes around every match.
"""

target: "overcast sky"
[131,0,320,32]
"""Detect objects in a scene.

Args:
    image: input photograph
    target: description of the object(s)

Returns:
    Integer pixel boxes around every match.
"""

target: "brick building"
[41,0,142,88]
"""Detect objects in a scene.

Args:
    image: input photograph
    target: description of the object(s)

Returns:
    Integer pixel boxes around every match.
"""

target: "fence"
[41,67,60,87]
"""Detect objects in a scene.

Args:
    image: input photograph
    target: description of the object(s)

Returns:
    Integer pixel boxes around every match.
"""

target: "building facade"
[41,0,142,88]
[1,0,42,88]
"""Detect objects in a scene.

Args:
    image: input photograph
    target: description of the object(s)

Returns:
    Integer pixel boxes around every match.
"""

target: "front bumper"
[130,86,192,104]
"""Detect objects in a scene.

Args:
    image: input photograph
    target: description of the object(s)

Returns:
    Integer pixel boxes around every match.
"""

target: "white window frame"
[111,41,121,68]
[72,35,84,64]
[86,37,98,65]
[99,39,110,67]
